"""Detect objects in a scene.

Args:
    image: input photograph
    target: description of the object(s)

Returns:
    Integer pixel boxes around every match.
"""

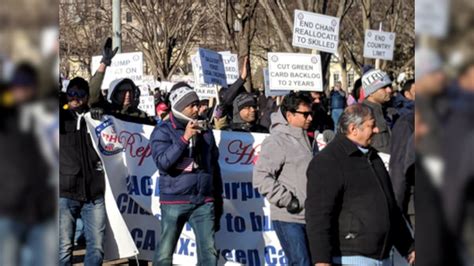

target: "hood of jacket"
[270,108,310,141]
[107,78,140,108]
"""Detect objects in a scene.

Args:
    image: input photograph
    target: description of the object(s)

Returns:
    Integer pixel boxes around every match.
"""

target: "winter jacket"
[60,107,105,202]
[89,72,156,125]
[389,111,414,213]
[150,113,222,206]
[253,110,313,224]
[330,90,346,109]
[362,99,391,154]
[230,94,268,133]
[305,135,414,263]
[0,106,54,224]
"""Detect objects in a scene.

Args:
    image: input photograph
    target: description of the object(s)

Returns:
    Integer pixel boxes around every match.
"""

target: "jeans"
[153,202,217,266]
[59,197,106,266]
[332,108,344,129]
[0,218,56,266]
[272,220,311,266]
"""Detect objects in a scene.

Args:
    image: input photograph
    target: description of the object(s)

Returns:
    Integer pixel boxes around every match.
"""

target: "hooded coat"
[253,110,313,224]
[89,73,156,125]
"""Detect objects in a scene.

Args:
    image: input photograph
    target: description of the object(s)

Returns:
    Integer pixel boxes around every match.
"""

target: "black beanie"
[234,93,256,111]
[67,77,89,95]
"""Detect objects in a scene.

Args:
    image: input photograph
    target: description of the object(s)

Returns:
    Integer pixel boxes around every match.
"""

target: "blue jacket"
[150,113,222,205]
[330,90,346,109]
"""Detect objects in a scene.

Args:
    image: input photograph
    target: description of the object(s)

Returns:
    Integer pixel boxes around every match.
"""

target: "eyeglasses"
[67,90,87,98]
[293,110,312,119]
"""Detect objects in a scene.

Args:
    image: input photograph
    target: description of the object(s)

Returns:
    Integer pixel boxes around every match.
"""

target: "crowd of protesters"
[57,38,474,266]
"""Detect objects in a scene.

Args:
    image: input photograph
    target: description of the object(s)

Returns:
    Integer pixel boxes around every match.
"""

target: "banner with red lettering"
[85,115,288,265]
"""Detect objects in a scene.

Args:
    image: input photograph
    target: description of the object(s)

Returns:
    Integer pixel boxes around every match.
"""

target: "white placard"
[191,54,218,99]
[198,48,227,88]
[91,52,143,90]
[219,52,239,84]
[263,68,290,97]
[268,53,323,92]
[138,95,156,117]
[363,30,396,61]
[415,0,449,38]
[292,10,340,54]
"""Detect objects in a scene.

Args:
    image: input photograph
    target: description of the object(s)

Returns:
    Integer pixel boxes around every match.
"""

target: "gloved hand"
[90,107,105,121]
[100,38,119,66]
[286,193,301,214]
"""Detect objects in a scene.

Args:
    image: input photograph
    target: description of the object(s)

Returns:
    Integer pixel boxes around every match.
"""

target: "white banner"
[85,116,288,265]
[198,48,228,88]
[263,68,289,97]
[363,30,396,61]
[268,53,323,92]
[91,52,144,90]
[292,10,340,54]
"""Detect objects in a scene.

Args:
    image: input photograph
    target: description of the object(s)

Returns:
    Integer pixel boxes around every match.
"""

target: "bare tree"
[59,0,111,78]
[124,0,208,81]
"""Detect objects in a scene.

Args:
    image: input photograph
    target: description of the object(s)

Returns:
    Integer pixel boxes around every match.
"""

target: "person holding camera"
[149,82,223,266]
[253,92,314,266]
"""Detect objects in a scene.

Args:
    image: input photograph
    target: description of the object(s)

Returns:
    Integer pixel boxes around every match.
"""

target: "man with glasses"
[361,69,394,154]
[253,92,314,266]
[59,77,107,265]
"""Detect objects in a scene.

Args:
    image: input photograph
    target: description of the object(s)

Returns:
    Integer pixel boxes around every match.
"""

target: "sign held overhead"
[263,68,290,97]
[268,53,323,92]
[292,10,340,54]
[198,48,227,88]
[363,30,396,61]
[91,52,144,90]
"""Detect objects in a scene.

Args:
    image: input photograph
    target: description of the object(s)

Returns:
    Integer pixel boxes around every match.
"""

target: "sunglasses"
[67,90,87,98]
[293,110,312,119]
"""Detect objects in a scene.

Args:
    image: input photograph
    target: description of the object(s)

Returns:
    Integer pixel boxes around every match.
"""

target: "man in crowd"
[88,38,156,125]
[0,63,56,266]
[329,81,346,128]
[305,104,414,266]
[230,92,268,133]
[253,92,314,265]
[59,77,106,266]
[361,69,393,154]
[150,83,222,266]
[390,79,416,225]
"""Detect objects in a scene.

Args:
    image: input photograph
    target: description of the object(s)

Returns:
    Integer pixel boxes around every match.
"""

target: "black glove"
[100,38,119,66]
[90,107,104,121]
[286,194,301,214]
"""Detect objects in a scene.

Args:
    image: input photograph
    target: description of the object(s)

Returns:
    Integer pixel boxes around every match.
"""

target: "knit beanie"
[361,69,392,98]
[234,93,256,111]
[169,82,199,112]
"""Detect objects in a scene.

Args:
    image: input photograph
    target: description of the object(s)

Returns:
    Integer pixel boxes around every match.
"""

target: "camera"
[195,120,209,130]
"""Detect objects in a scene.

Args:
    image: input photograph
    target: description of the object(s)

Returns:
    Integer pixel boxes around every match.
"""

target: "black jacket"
[305,135,413,263]
[60,107,105,201]
[0,106,54,224]
[389,111,414,213]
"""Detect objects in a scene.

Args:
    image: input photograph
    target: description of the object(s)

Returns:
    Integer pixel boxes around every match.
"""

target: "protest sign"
[268,53,323,92]
[219,52,239,84]
[198,48,227,88]
[191,54,218,99]
[363,30,396,61]
[263,68,290,97]
[138,95,156,117]
[415,0,449,38]
[292,10,340,54]
[91,52,143,90]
